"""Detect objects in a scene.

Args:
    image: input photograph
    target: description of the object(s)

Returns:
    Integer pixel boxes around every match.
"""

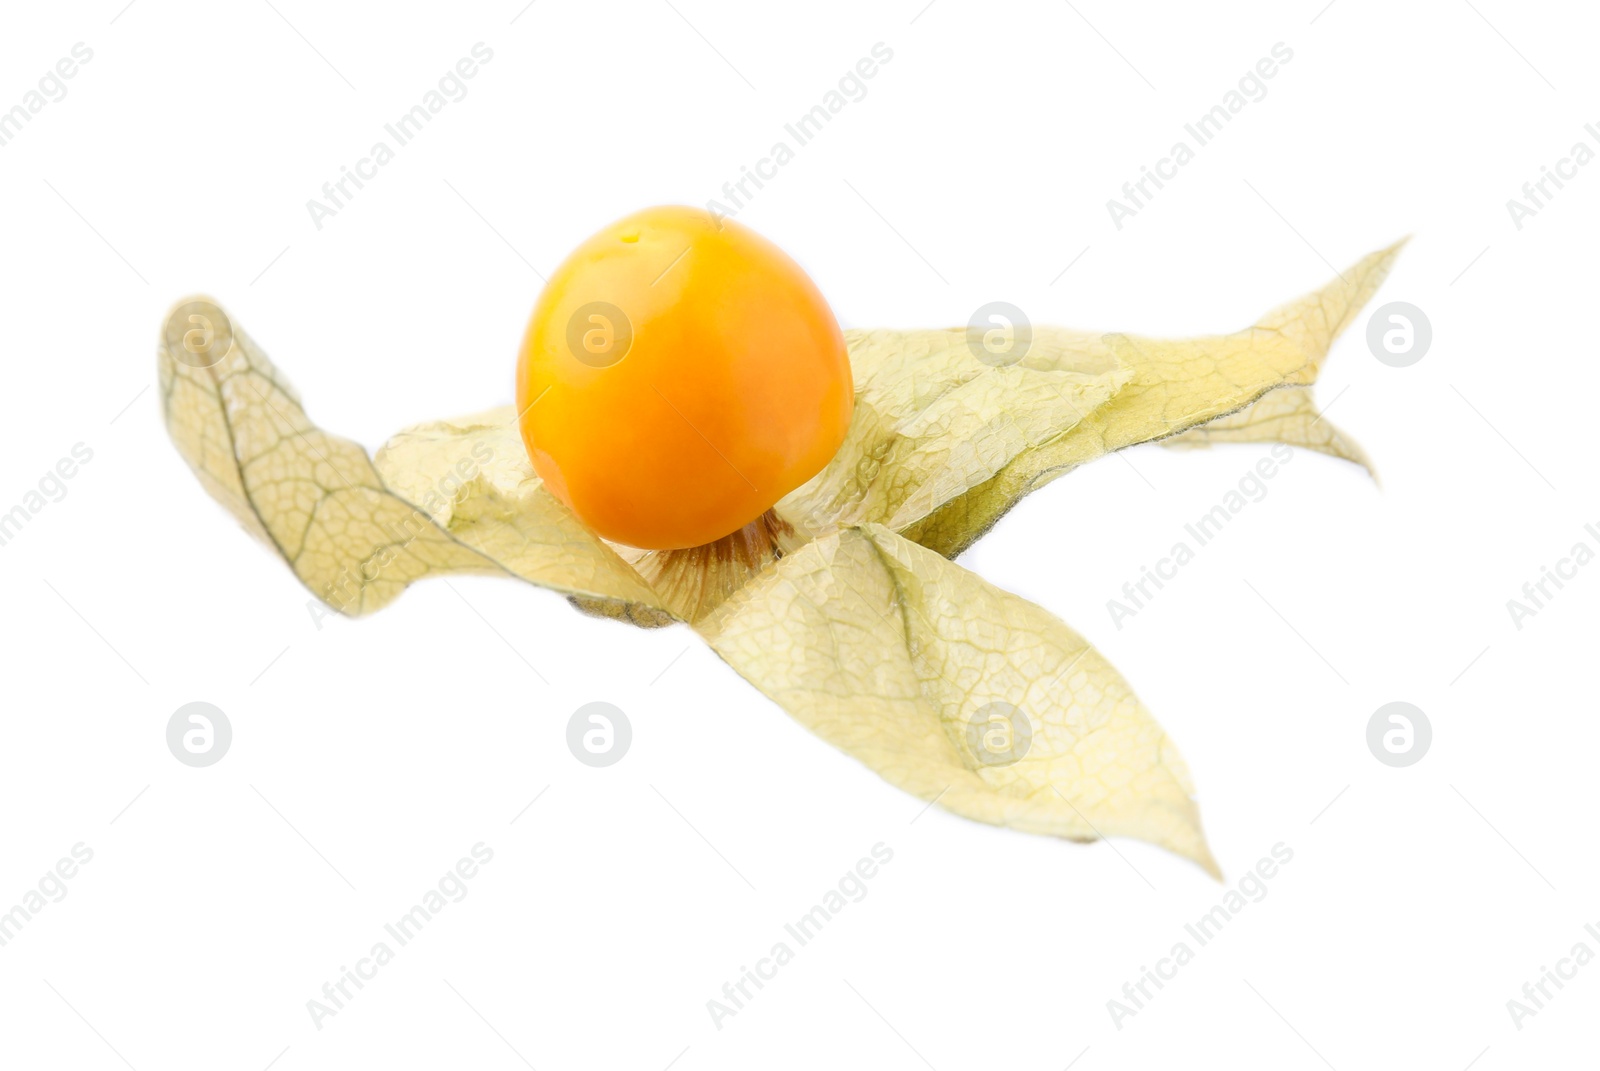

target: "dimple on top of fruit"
[515,205,853,550]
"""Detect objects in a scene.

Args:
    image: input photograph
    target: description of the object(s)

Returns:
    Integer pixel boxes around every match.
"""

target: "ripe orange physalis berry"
[515,206,853,551]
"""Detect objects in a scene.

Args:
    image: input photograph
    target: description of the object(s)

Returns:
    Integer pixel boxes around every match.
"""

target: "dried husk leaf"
[698,524,1218,874]
[160,306,668,619]
[363,241,1401,620]
[1160,385,1375,476]
[162,243,1404,872]
[900,242,1404,556]
[373,410,801,625]
[779,327,1131,534]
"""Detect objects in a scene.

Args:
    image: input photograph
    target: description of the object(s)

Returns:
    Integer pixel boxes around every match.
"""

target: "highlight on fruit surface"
[158,235,1406,877]
[515,205,853,552]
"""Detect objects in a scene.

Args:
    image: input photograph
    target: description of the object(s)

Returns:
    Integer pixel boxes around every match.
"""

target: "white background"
[1,1,1595,1068]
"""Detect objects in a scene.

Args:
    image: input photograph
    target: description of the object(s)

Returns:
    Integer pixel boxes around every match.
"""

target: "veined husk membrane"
[160,242,1403,876]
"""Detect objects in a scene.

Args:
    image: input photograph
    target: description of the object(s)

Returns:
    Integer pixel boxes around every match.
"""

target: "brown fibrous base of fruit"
[636,508,801,623]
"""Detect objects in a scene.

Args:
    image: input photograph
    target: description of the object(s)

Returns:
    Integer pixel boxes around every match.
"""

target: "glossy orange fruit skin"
[516,206,853,550]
